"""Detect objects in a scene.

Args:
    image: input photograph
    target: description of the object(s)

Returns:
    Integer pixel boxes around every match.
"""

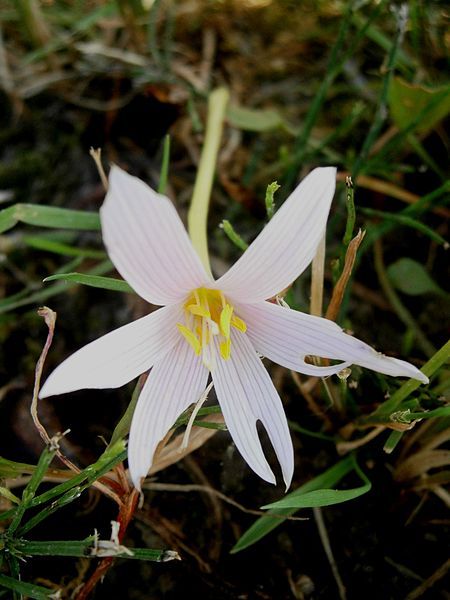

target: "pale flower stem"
[310,232,340,411]
[188,87,229,275]
[310,232,326,317]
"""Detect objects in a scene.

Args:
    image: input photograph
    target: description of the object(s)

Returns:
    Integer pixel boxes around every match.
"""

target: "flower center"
[177,287,246,369]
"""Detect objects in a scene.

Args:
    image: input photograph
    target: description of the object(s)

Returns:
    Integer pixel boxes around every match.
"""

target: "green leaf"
[158,134,171,194]
[387,258,446,296]
[372,339,449,419]
[261,459,371,510]
[220,220,248,251]
[388,77,450,135]
[227,105,297,134]
[0,441,127,525]
[403,405,450,421]
[0,203,100,233]
[231,455,356,553]
[361,207,448,246]
[383,430,404,454]
[0,457,36,478]
[12,536,176,561]
[191,420,227,430]
[23,235,105,258]
[0,259,113,315]
[0,486,20,504]
[7,443,59,535]
[44,272,134,293]
[0,574,55,600]
[265,181,280,219]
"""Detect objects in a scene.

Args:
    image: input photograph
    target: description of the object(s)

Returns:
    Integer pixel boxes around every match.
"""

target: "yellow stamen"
[186,303,210,318]
[177,323,201,355]
[177,288,247,366]
[220,338,231,360]
[219,304,233,338]
[231,315,247,332]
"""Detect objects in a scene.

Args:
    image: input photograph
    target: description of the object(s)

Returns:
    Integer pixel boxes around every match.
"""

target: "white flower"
[39,166,428,489]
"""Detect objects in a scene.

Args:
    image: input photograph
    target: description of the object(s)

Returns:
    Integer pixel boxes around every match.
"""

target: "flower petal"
[215,167,336,302]
[211,330,294,489]
[101,166,211,306]
[238,301,429,383]
[128,339,209,489]
[39,304,181,398]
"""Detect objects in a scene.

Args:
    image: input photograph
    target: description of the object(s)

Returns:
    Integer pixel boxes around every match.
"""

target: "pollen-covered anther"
[177,288,246,367]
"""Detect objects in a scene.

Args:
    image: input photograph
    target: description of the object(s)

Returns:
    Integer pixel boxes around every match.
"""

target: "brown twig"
[143,481,308,521]
[326,229,365,322]
[336,426,385,454]
[33,307,122,506]
[31,307,58,446]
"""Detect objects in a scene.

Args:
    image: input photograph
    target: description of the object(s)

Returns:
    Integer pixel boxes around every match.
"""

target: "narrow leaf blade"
[44,272,134,293]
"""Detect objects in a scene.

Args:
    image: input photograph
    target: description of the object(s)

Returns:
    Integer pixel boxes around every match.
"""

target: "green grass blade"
[0,204,100,233]
[350,10,414,69]
[0,259,114,314]
[231,455,356,553]
[415,406,450,419]
[383,430,405,454]
[352,5,407,178]
[7,444,57,535]
[18,486,84,536]
[13,536,97,557]
[0,457,38,478]
[358,181,450,261]
[0,441,127,525]
[158,134,171,194]
[367,91,450,172]
[220,220,248,251]
[44,272,134,293]
[261,458,371,509]
[343,178,356,246]
[13,537,177,561]
[360,207,448,246]
[123,547,180,561]
[285,0,386,188]
[0,486,20,504]
[23,235,105,258]
[191,420,227,430]
[0,574,54,600]
[373,340,449,418]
